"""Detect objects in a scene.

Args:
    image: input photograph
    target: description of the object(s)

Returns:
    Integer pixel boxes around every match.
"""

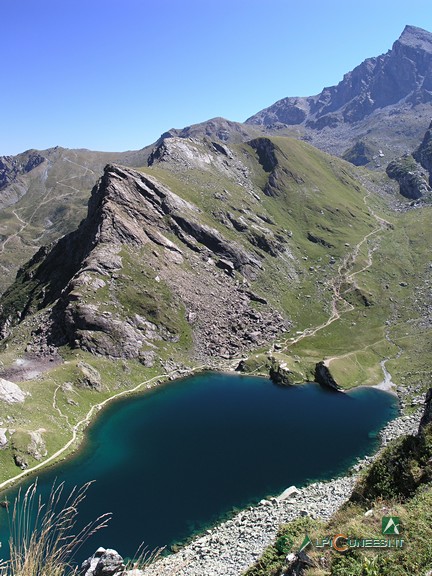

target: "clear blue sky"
[1,0,432,156]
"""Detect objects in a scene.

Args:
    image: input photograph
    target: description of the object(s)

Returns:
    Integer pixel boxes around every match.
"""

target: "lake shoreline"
[137,403,422,576]
[0,363,211,494]
[0,357,400,495]
[0,362,414,576]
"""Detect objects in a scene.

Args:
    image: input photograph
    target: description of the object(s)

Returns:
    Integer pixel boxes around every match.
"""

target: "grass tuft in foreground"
[1,481,110,576]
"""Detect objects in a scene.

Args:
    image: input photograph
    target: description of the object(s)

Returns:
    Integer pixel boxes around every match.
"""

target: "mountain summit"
[246,25,432,165]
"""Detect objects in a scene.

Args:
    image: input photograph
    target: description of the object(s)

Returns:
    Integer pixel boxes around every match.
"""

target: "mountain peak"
[397,25,432,52]
[246,25,432,165]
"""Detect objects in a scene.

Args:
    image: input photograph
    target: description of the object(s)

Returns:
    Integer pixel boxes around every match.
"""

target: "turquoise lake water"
[0,373,398,562]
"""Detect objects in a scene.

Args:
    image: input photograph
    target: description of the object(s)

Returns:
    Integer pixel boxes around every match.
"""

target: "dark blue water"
[0,373,398,561]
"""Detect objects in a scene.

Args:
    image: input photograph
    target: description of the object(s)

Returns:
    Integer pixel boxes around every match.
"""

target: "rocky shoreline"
[87,397,420,576]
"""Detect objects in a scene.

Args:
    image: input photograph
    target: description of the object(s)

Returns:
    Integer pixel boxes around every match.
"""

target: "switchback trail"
[0,156,97,270]
[282,190,393,350]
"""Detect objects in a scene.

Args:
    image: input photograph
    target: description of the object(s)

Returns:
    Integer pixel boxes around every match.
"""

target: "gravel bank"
[137,407,422,576]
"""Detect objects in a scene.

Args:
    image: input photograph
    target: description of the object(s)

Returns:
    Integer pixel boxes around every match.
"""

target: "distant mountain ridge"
[246,25,432,165]
[0,24,431,295]
[0,145,153,293]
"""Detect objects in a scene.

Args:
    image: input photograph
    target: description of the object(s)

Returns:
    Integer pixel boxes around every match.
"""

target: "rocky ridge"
[1,26,431,298]
[246,25,432,165]
[0,145,154,294]
[0,151,45,197]
[0,160,288,362]
[385,118,432,200]
[413,119,432,181]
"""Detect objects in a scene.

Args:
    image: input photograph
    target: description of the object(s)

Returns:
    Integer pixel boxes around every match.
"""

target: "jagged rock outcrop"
[248,26,432,128]
[158,117,259,144]
[413,120,432,184]
[314,362,342,391]
[0,163,287,361]
[386,155,431,199]
[77,361,102,391]
[10,428,47,468]
[0,151,45,191]
[283,551,316,576]
[81,548,125,576]
[419,387,432,432]
[268,357,302,386]
[248,138,279,172]
[342,141,375,166]
[0,145,155,294]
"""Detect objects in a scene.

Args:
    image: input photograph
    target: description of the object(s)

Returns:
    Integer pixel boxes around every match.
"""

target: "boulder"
[0,378,28,403]
[81,548,125,576]
[0,428,8,448]
[283,550,316,575]
[77,362,102,391]
[278,485,301,501]
[386,156,431,199]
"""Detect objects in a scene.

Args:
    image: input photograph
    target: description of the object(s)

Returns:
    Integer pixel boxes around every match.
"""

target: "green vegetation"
[386,155,419,180]
[244,517,323,576]
[0,352,175,484]
[352,424,432,502]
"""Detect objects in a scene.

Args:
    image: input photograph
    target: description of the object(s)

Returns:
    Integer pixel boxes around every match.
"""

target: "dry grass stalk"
[3,480,110,576]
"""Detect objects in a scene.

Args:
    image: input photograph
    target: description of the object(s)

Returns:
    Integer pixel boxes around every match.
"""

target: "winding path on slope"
[0,185,394,491]
[282,191,393,350]
[0,364,207,492]
[0,156,96,270]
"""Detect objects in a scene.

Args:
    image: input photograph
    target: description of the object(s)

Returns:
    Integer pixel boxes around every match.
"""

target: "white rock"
[277,485,300,501]
[0,428,7,448]
[0,378,28,404]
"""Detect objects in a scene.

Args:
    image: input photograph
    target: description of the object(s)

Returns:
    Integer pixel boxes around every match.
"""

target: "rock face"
[284,551,315,576]
[342,141,375,166]
[77,362,102,391]
[159,117,260,145]
[314,362,342,392]
[0,146,154,294]
[413,120,432,184]
[386,155,431,199]
[0,151,45,192]
[419,387,432,431]
[0,378,28,403]
[269,358,298,386]
[246,25,432,163]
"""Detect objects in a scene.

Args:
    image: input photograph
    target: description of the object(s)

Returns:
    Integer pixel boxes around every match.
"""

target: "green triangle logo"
[382,516,400,535]
[299,534,312,552]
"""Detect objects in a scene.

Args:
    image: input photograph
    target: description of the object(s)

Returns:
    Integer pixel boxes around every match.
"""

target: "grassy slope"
[0,149,105,294]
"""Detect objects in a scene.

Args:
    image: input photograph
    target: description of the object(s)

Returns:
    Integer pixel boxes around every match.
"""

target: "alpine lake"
[0,372,398,561]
